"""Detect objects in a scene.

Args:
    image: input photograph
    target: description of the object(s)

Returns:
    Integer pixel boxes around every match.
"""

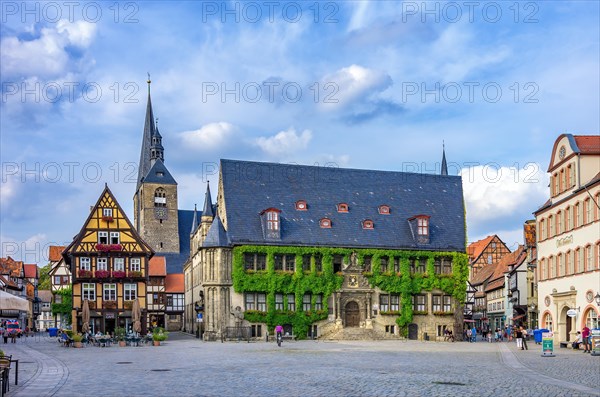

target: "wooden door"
[345,301,360,327]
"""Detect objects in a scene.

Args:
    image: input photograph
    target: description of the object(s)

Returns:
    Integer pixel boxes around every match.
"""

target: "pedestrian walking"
[471,326,477,342]
[516,327,523,349]
[520,326,528,350]
[582,325,591,353]
[467,328,472,343]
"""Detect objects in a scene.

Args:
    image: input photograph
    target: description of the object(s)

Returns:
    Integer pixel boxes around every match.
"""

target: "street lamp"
[595,292,600,307]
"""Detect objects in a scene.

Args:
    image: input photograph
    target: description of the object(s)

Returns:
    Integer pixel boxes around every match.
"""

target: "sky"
[1,1,599,266]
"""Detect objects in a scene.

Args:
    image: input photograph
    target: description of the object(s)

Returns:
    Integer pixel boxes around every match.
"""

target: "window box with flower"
[101,216,114,223]
[95,270,110,279]
[112,271,126,279]
[78,269,93,278]
[129,271,143,278]
[96,244,122,252]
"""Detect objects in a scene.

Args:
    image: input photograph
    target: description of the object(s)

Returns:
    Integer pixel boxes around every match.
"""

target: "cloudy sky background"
[1,1,598,265]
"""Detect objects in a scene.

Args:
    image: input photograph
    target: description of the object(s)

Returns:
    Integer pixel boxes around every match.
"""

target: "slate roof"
[203,213,229,247]
[137,89,156,189]
[202,183,215,218]
[220,159,466,251]
[142,159,177,185]
[162,209,196,274]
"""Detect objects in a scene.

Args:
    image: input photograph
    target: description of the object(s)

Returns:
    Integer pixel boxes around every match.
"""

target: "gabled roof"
[0,274,19,289]
[49,246,66,262]
[149,256,167,276]
[483,246,527,293]
[63,185,154,263]
[467,236,494,262]
[485,278,505,292]
[203,213,229,247]
[23,264,38,279]
[37,290,53,303]
[220,159,466,251]
[142,159,177,185]
[165,273,184,293]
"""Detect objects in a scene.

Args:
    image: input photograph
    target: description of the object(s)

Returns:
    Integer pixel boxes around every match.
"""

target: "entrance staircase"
[320,327,400,341]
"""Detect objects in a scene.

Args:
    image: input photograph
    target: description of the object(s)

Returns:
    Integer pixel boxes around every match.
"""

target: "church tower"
[133,77,180,253]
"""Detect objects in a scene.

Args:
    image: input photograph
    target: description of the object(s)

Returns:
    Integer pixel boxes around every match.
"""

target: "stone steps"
[320,327,396,341]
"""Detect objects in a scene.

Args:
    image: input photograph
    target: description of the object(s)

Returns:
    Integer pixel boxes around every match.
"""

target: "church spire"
[441,141,448,176]
[202,182,214,219]
[137,75,157,189]
[190,204,198,236]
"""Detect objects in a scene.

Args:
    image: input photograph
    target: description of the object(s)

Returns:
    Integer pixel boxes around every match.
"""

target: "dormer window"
[408,215,430,244]
[267,211,279,230]
[337,203,349,213]
[320,218,332,228]
[378,205,390,215]
[417,217,429,236]
[295,200,307,211]
[362,219,374,229]
[260,208,282,240]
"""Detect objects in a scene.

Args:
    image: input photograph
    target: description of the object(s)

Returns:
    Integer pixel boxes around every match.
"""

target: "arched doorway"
[345,301,360,327]
[559,306,574,342]
[408,323,418,340]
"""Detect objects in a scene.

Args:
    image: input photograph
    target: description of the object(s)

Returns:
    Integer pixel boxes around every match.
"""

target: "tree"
[38,263,52,290]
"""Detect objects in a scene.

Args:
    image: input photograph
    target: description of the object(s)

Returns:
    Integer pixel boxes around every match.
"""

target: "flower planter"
[73,342,83,348]
[153,341,160,346]
[119,341,126,347]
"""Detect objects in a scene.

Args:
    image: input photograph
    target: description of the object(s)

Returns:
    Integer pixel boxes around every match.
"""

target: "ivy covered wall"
[232,245,468,338]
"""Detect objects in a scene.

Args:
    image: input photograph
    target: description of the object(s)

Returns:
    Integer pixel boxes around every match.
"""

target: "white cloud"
[0,20,97,79]
[179,122,237,151]
[320,65,392,111]
[347,1,371,32]
[462,164,548,225]
[255,127,312,157]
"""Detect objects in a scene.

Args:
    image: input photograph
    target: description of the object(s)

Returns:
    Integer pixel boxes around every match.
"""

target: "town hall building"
[136,81,470,341]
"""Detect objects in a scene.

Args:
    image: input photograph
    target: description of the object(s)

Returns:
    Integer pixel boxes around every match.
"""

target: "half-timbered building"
[63,185,154,335]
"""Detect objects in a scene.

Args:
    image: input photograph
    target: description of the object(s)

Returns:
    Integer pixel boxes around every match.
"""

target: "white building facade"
[535,134,600,343]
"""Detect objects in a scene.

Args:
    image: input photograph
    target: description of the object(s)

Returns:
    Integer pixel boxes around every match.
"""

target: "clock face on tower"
[348,275,358,288]
[155,207,167,220]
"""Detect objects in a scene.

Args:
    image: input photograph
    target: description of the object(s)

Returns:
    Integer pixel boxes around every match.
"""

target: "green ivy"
[51,287,73,325]
[233,246,468,339]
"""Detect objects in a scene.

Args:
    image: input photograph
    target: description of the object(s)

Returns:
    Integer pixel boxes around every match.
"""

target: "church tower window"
[154,188,166,207]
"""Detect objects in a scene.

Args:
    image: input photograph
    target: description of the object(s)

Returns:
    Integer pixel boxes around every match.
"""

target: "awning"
[463,319,476,323]
[0,290,29,311]
[512,314,526,320]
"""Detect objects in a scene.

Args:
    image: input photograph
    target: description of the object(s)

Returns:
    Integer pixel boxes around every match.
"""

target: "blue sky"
[1,1,599,265]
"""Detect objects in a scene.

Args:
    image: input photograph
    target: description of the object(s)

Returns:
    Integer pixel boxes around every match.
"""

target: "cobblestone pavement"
[1,333,598,397]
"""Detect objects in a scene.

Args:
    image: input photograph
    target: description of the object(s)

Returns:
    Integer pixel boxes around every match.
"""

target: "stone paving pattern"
[1,333,598,397]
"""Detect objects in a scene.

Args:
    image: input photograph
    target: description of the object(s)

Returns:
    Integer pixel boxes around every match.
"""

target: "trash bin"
[48,327,58,337]
[534,329,549,344]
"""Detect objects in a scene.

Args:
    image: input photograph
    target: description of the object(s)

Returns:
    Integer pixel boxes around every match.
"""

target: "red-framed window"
[320,218,332,228]
[261,208,281,231]
[378,205,390,215]
[295,200,307,211]
[337,203,349,213]
[417,217,429,236]
[362,220,374,230]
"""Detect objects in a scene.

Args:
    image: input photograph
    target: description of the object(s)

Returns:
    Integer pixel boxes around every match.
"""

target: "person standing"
[520,326,528,350]
[515,327,523,350]
[471,326,477,342]
[582,325,591,353]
